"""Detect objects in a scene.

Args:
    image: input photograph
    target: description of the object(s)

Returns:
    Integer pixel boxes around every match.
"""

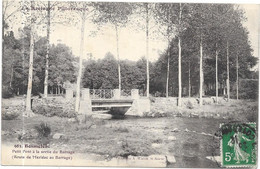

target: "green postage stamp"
[221,122,257,167]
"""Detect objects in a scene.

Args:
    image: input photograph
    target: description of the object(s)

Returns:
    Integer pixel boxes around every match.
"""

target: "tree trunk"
[25,2,35,116]
[115,24,121,93]
[216,44,218,104]
[166,42,170,98]
[188,60,191,98]
[9,50,15,89]
[75,17,85,113]
[236,54,239,100]
[58,85,60,95]
[223,80,226,95]
[178,36,182,106]
[10,62,13,89]
[178,3,182,106]
[199,35,203,106]
[226,41,230,101]
[44,1,50,98]
[145,3,149,98]
[2,14,5,59]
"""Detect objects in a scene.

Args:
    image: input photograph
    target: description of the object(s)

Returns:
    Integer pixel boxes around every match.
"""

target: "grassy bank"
[1,96,258,167]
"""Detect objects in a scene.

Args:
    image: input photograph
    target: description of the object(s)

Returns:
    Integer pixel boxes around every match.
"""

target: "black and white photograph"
[1,0,259,168]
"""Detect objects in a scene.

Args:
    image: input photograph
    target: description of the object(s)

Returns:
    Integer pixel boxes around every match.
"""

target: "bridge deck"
[91,99,133,103]
[92,104,132,108]
[91,99,133,108]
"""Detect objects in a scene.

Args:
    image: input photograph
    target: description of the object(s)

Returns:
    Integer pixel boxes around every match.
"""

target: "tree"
[25,1,36,116]
[43,1,51,97]
[188,4,212,106]
[40,1,63,97]
[217,4,247,101]
[154,3,177,98]
[94,2,133,93]
[68,2,95,113]
[145,3,150,97]
[82,53,118,89]
[48,44,76,92]
[2,0,21,52]
[177,3,183,106]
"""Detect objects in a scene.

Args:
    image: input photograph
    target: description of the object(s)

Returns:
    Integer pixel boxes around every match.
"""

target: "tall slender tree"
[69,2,95,113]
[94,2,133,94]
[145,3,150,98]
[25,1,36,116]
[154,3,178,98]
[177,3,182,105]
[226,41,230,101]
[188,4,212,106]
[43,1,51,98]
[199,34,203,106]
[215,43,219,103]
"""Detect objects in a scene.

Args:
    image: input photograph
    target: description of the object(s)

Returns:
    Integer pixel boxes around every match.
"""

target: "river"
[109,116,229,168]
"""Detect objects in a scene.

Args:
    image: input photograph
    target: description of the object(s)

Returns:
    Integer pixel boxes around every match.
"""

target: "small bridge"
[65,88,150,117]
[92,99,133,108]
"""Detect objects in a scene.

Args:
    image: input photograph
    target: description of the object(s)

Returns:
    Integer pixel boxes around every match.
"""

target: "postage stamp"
[221,122,257,167]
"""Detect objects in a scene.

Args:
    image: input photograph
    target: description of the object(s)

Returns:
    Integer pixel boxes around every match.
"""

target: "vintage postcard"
[1,0,259,168]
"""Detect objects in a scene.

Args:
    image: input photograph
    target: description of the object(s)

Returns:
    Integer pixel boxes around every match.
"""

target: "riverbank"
[1,96,258,167]
[150,97,257,121]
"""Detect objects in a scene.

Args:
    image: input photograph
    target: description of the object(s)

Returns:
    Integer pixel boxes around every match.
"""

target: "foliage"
[2,2,257,100]
[2,29,76,96]
[231,79,258,99]
[82,53,147,91]
[2,110,19,120]
[32,104,76,118]
[34,122,51,138]
[94,2,133,27]
[2,86,14,98]
[150,4,257,97]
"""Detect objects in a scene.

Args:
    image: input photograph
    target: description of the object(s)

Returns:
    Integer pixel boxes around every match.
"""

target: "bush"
[2,111,19,120]
[2,86,13,98]
[34,122,51,138]
[186,100,194,109]
[231,79,258,100]
[32,98,76,118]
[2,105,22,120]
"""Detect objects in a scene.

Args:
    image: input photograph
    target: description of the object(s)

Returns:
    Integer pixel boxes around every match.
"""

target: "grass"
[1,96,258,167]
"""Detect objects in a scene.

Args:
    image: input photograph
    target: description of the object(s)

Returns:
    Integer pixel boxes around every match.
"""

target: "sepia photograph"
[1,0,259,168]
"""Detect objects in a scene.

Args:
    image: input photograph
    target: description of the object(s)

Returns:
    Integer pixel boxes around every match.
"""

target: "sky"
[49,12,167,62]
[5,1,260,63]
[50,3,260,62]
[240,4,259,62]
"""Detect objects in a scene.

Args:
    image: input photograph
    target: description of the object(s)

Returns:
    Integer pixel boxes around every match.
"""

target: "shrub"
[2,111,19,120]
[2,105,21,120]
[32,98,76,118]
[231,79,258,100]
[2,86,13,98]
[186,100,194,109]
[34,122,51,138]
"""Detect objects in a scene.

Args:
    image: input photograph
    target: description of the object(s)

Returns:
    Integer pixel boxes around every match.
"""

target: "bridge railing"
[121,89,131,98]
[65,88,141,100]
[90,89,114,99]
